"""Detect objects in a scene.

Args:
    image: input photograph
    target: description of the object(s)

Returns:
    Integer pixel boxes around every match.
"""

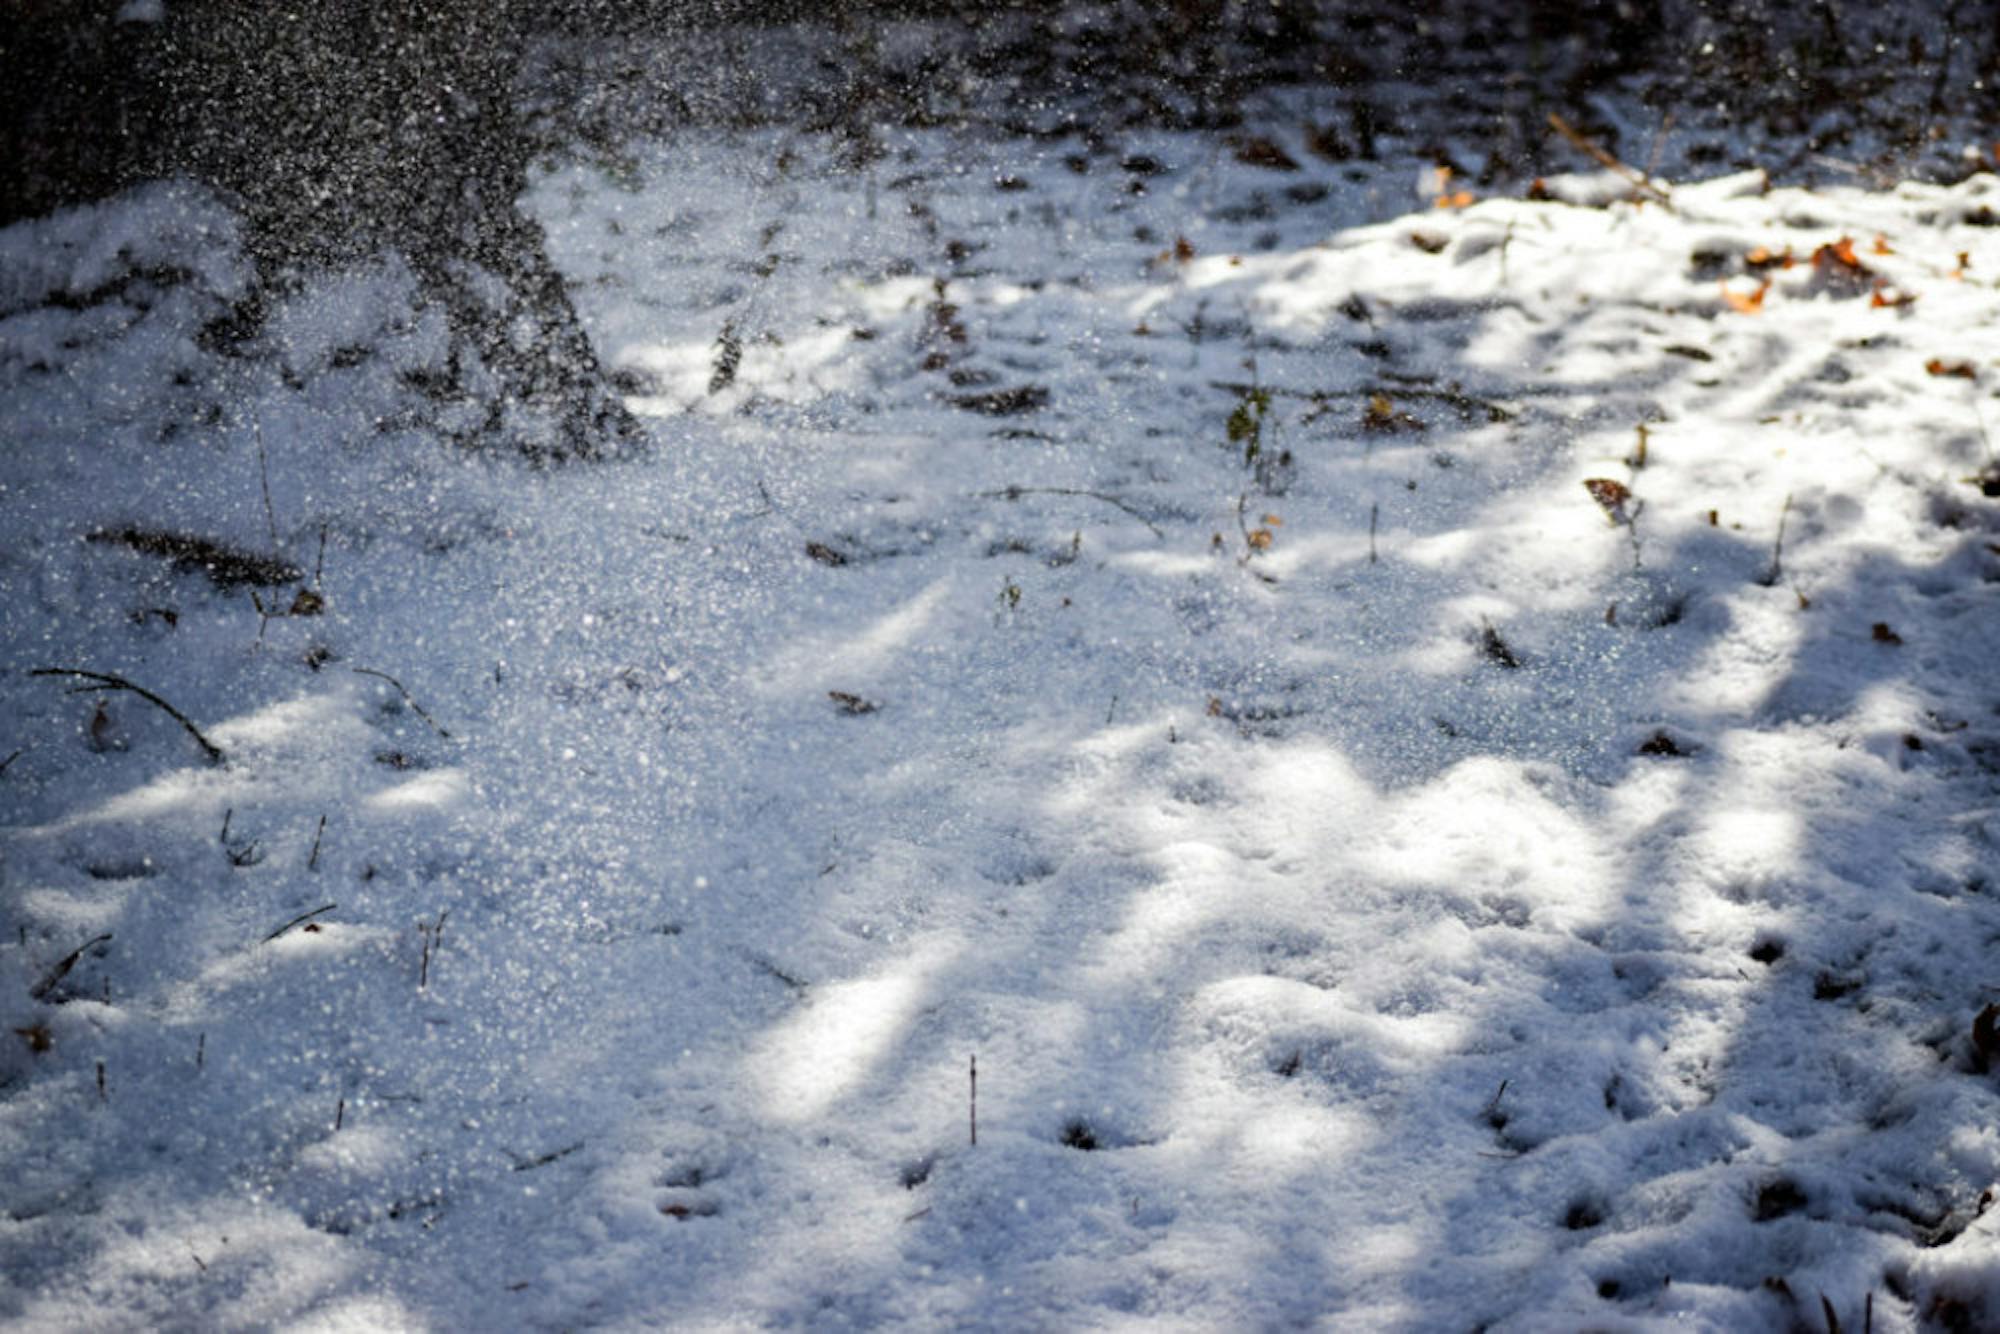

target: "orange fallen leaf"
[1434,190,1475,209]
[1721,277,1771,313]
[1871,282,1918,309]
[1871,234,1894,255]
[1261,514,1283,526]
[1927,358,1977,379]
[1811,236,1870,277]
[1745,246,1794,272]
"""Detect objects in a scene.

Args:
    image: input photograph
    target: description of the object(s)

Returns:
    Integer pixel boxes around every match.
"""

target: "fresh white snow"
[6,104,2000,1332]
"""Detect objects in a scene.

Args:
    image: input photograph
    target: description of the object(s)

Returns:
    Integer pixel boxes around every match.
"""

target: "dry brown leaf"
[1582,477,1633,520]
[1926,358,1977,379]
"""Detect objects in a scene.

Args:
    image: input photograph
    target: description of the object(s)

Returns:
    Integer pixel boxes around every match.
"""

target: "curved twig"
[265,903,337,943]
[977,485,1163,537]
[351,667,451,738]
[29,669,224,763]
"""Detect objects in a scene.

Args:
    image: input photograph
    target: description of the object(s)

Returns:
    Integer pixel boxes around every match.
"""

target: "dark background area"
[4,0,1993,459]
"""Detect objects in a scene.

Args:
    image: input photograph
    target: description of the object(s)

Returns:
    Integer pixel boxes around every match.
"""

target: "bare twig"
[255,418,280,553]
[264,903,336,943]
[308,814,326,871]
[509,1140,584,1172]
[977,485,1162,537]
[31,932,113,1001]
[970,1053,978,1147]
[1643,111,1676,181]
[1368,503,1379,564]
[351,667,451,738]
[418,910,449,989]
[1209,379,1516,423]
[1546,112,1674,209]
[1760,493,1794,588]
[30,668,224,763]
[0,747,22,777]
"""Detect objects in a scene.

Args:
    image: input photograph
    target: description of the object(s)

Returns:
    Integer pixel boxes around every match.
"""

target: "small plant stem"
[196,1032,205,1071]
[29,668,224,763]
[0,747,22,777]
[419,910,448,989]
[308,814,326,871]
[351,667,451,738]
[30,932,113,1002]
[256,418,280,553]
[220,808,233,844]
[335,1097,345,1132]
[313,524,328,589]
[1368,503,1379,564]
[96,1060,107,1103]
[969,1054,978,1147]
[1761,493,1794,588]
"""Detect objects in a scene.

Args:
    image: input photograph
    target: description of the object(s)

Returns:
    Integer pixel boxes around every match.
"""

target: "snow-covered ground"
[7,84,2000,1331]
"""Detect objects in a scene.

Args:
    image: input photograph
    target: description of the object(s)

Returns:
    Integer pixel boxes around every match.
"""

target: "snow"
[6,81,2000,1332]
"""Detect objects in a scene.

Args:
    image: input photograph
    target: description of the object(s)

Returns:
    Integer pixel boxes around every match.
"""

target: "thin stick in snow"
[308,814,326,871]
[978,485,1162,537]
[419,910,448,990]
[335,1097,345,1132]
[256,418,280,553]
[1546,112,1673,209]
[264,903,336,943]
[1368,503,1379,564]
[30,668,224,763]
[96,1060,106,1103]
[30,931,112,1002]
[352,667,451,738]
[196,1032,205,1071]
[969,1054,978,1147]
[1760,493,1793,588]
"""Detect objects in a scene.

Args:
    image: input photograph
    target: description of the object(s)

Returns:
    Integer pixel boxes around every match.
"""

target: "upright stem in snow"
[969,1055,978,1147]
[1761,493,1793,588]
